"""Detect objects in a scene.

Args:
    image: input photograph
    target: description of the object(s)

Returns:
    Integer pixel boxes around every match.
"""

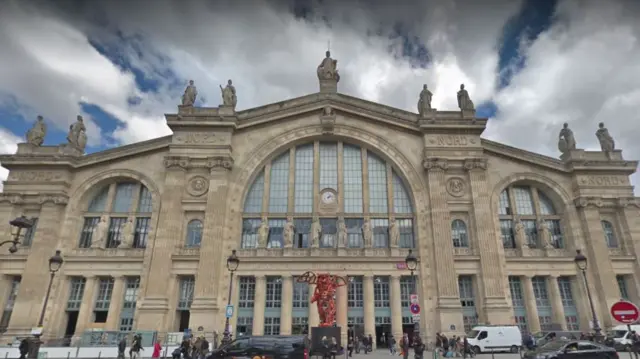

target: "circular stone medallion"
[446,177,465,197]
[187,176,209,197]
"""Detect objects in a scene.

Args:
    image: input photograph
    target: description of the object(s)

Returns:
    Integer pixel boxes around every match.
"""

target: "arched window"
[80,181,153,249]
[451,220,468,248]
[498,185,563,249]
[601,220,618,248]
[185,220,203,248]
[240,142,415,249]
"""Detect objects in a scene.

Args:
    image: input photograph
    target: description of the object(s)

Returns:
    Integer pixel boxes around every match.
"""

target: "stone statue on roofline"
[181,80,198,106]
[220,79,237,109]
[26,115,47,146]
[67,115,87,152]
[317,51,340,82]
[596,122,615,159]
[418,84,433,116]
[558,123,576,155]
[457,84,474,111]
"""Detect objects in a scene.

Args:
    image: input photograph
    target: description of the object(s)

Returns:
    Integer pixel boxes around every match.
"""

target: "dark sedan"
[523,340,618,359]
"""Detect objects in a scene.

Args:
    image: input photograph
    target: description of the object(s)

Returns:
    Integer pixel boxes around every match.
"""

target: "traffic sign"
[610,301,640,324]
[410,303,421,315]
[411,313,420,323]
[410,294,419,305]
[226,304,235,318]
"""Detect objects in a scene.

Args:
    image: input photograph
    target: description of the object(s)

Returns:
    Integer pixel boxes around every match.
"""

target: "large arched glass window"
[80,181,153,249]
[601,220,618,248]
[498,185,563,249]
[451,220,468,248]
[185,220,203,248]
[241,142,415,249]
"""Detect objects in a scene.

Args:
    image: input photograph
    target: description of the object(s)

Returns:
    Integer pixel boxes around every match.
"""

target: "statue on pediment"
[91,216,108,249]
[310,216,322,248]
[418,84,433,116]
[457,84,474,111]
[26,116,47,146]
[283,217,295,248]
[362,219,372,247]
[389,218,399,248]
[220,79,237,109]
[67,115,87,151]
[317,51,340,82]
[258,217,269,248]
[119,217,135,248]
[181,80,198,106]
[558,123,576,154]
[337,217,347,247]
[596,122,615,159]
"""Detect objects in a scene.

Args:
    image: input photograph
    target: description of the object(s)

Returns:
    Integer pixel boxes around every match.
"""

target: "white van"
[609,324,640,350]
[466,325,522,354]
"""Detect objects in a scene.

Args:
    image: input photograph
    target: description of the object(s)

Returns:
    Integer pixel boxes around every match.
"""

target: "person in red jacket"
[152,340,162,358]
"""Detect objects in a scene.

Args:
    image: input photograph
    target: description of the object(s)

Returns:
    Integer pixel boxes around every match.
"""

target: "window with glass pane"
[375,316,391,325]
[374,277,390,308]
[236,317,253,336]
[134,218,150,248]
[565,316,579,331]
[513,187,535,215]
[88,187,109,212]
[557,277,575,307]
[268,219,286,248]
[22,218,38,247]
[0,277,20,331]
[514,316,528,333]
[66,277,86,311]
[292,317,308,334]
[602,221,618,248]
[264,317,281,335]
[500,220,515,248]
[367,154,388,213]
[617,275,630,300]
[398,219,414,248]
[185,220,203,247]
[393,173,412,214]
[458,276,475,307]
[107,217,127,248]
[266,277,282,308]
[499,190,511,215]
[293,219,311,248]
[400,277,415,308]
[238,277,256,308]
[539,315,553,331]
[112,183,136,212]
[119,277,140,331]
[451,220,468,248]
[319,143,338,191]
[546,220,563,248]
[509,277,525,308]
[94,278,114,311]
[293,279,309,308]
[538,192,555,215]
[348,277,364,308]
[343,145,363,213]
[241,219,261,248]
[178,276,195,310]
[320,218,337,248]
[345,218,364,248]
[79,217,99,248]
[371,218,389,248]
[531,277,550,307]
[268,152,290,213]
[295,145,314,213]
[137,186,153,213]
[348,317,364,325]
[244,171,264,213]
[522,220,538,247]
[463,315,478,333]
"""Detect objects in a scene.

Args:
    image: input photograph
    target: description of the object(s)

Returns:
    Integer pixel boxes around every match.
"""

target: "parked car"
[207,335,307,359]
[466,325,522,354]
[532,331,581,347]
[523,339,618,359]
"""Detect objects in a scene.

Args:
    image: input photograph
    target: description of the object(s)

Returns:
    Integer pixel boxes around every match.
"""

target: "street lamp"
[405,249,419,333]
[221,250,240,346]
[29,250,64,359]
[1,216,34,254]
[574,249,602,341]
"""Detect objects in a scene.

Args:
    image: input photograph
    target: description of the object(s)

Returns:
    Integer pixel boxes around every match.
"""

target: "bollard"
[67,352,71,359]
[491,348,495,359]
[98,350,102,359]
[5,352,8,359]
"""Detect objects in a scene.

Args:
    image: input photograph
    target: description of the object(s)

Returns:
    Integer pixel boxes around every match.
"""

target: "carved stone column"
[363,275,376,349]
[390,275,403,341]
[9,195,67,330]
[73,275,97,336]
[464,158,512,324]
[137,158,187,330]
[574,198,617,328]
[423,158,463,332]
[617,199,640,302]
[162,274,179,335]
[280,275,294,335]
[252,275,266,336]
[190,157,233,332]
[336,282,348,344]
[308,284,320,332]
[105,276,126,330]
[547,276,566,330]
[521,276,541,333]
[570,276,591,332]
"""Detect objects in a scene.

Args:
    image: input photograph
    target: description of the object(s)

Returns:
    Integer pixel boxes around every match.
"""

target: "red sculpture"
[297,271,347,327]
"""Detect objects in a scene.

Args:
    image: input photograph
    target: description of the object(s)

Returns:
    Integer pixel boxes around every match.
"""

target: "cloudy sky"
[0,0,638,193]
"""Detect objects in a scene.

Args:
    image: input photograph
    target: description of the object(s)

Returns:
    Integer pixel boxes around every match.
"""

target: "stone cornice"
[481,139,567,173]
[573,196,639,209]
[38,194,69,205]
[0,193,68,205]
[163,155,234,171]
[423,158,449,171]
[463,158,488,171]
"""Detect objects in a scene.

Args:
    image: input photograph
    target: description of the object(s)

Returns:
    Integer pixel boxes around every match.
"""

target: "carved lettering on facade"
[429,135,477,147]
[580,176,627,186]
[174,133,220,145]
[9,171,63,182]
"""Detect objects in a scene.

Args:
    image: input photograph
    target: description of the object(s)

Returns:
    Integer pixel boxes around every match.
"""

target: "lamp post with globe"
[574,249,603,342]
[221,250,240,346]
[1,216,34,254]
[404,249,419,333]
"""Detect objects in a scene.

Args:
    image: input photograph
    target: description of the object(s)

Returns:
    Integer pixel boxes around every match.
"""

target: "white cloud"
[486,0,640,193]
[0,128,21,192]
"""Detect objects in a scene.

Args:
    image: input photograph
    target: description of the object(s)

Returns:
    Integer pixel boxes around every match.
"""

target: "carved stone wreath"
[187,176,209,197]
[445,177,465,197]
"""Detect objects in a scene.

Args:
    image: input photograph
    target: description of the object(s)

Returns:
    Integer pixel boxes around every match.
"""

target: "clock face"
[321,191,336,204]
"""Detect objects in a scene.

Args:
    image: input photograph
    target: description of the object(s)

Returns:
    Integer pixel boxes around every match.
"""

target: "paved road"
[342,349,523,359]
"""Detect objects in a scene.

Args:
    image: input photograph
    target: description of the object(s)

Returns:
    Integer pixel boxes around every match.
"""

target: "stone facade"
[0,89,639,344]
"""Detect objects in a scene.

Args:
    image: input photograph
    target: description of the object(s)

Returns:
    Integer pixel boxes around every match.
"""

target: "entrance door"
[375,324,391,348]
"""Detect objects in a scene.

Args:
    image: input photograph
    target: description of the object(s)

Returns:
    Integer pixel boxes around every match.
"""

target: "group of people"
[172,335,213,359]
[434,333,471,358]
[345,332,424,359]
